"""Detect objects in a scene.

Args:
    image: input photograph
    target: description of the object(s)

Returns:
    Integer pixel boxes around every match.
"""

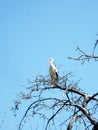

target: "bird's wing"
[49,66,58,80]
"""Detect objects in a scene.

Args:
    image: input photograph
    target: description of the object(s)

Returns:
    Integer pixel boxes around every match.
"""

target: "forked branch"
[68,40,98,64]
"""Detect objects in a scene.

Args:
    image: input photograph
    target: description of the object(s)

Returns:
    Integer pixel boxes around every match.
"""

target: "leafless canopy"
[12,72,98,130]
[12,39,98,130]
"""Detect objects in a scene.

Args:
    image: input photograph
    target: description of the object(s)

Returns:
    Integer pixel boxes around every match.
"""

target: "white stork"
[49,58,58,84]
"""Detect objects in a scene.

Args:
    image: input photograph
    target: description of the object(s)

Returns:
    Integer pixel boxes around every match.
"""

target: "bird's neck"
[50,62,56,69]
[50,62,54,66]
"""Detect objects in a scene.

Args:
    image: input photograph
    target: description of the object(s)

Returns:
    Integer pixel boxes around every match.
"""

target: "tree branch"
[67,114,82,130]
[68,40,98,64]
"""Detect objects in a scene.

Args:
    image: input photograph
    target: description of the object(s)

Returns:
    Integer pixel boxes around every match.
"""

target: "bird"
[49,57,58,84]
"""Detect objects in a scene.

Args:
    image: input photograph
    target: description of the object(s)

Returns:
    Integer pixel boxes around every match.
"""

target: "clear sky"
[0,0,98,130]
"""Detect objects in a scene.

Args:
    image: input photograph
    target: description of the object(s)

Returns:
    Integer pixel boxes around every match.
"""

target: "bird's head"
[49,57,54,63]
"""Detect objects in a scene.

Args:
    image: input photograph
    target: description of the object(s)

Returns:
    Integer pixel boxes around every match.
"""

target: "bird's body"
[49,58,58,84]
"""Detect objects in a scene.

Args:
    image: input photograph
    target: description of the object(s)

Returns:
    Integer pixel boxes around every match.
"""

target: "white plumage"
[49,58,58,84]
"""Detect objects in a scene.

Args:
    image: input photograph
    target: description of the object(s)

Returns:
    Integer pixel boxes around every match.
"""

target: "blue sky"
[0,0,98,130]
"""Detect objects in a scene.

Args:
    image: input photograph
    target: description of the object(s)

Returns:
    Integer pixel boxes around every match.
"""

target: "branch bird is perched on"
[49,58,58,84]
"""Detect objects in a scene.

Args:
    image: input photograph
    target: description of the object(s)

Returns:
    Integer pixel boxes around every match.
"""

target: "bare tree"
[12,40,98,130]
